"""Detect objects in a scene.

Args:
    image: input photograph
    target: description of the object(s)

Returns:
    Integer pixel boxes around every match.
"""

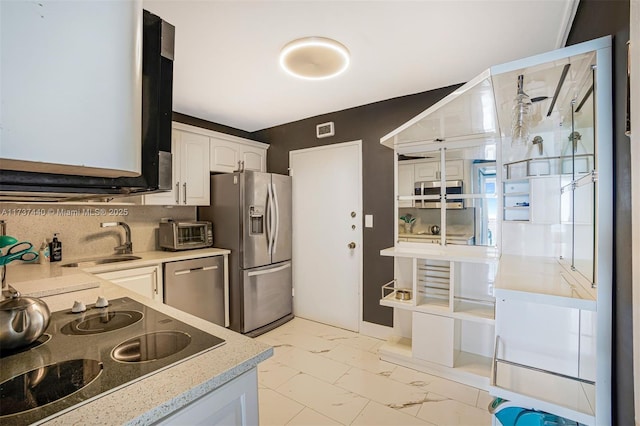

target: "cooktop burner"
[61,310,143,335]
[112,331,191,363]
[0,359,103,417]
[0,297,225,425]
[0,334,51,359]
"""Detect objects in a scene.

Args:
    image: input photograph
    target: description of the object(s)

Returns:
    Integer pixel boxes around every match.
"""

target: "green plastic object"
[0,235,18,249]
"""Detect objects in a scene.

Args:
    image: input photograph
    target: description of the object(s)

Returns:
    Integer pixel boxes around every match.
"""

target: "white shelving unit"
[381,36,612,426]
[378,248,498,389]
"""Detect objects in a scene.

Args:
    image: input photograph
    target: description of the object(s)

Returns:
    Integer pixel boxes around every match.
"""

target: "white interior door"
[289,141,362,332]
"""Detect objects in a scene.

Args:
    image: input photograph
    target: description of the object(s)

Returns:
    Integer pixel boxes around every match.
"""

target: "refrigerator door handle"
[272,182,280,255]
[267,180,276,256]
[247,262,291,277]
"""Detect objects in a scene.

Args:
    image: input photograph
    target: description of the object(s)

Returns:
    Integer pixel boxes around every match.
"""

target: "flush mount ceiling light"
[279,37,350,80]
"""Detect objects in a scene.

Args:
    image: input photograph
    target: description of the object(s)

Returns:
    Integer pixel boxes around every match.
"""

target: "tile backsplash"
[0,203,195,259]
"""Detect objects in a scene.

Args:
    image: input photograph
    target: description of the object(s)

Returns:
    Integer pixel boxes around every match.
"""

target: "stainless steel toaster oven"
[159,220,213,251]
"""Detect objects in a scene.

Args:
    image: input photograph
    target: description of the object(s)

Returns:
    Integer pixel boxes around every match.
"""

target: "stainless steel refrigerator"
[198,171,293,336]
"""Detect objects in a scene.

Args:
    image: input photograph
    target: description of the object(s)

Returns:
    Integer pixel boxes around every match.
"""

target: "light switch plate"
[365,214,373,228]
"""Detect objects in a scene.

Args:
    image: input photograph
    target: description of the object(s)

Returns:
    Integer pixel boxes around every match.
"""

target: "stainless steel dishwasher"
[164,256,228,327]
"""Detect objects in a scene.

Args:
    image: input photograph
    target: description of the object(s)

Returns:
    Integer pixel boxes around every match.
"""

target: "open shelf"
[453,299,495,320]
[378,337,492,390]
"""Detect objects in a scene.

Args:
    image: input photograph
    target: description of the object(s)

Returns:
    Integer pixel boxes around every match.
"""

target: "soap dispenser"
[49,233,62,262]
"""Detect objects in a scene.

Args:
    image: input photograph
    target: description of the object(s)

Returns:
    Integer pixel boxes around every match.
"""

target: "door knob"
[348,242,356,249]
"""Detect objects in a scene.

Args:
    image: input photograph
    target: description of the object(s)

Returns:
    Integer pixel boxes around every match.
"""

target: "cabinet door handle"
[175,182,180,205]
[183,183,187,204]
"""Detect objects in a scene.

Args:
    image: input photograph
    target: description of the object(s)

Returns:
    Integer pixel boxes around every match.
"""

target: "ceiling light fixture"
[279,37,350,80]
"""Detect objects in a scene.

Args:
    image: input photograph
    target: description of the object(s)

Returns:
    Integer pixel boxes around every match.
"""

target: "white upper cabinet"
[210,139,240,173]
[179,132,211,205]
[414,159,464,181]
[1,1,142,177]
[145,127,210,206]
[397,163,415,207]
[210,136,268,173]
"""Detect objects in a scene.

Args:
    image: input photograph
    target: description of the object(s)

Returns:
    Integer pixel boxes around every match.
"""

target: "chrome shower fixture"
[569,131,582,153]
[511,74,532,146]
[532,136,544,156]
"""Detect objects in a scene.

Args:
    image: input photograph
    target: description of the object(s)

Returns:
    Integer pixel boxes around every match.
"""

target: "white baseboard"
[359,320,394,340]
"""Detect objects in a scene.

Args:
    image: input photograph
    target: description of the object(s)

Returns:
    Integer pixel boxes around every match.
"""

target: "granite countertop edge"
[126,349,273,425]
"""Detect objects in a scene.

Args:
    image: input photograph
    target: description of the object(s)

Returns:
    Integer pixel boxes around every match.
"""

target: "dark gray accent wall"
[567,1,633,424]
[251,86,461,326]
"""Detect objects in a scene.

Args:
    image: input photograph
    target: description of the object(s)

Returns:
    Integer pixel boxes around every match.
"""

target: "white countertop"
[4,249,272,425]
[5,248,230,298]
[494,255,596,310]
[381,244,499,263]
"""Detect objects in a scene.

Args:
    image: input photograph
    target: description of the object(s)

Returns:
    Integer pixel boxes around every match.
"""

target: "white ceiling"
[143,0,578,133]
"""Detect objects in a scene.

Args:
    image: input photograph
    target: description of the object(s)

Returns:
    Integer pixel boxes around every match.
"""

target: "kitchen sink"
[60,255,142,268]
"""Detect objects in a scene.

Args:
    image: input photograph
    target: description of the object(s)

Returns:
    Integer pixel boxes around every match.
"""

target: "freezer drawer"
[164,256,226,326]
[242,261,292,333]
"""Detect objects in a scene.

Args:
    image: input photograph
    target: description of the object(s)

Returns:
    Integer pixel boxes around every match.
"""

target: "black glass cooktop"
[0,297,225,425]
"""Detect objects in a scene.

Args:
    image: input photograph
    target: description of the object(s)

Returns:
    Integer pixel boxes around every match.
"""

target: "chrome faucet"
[100,222,133,254]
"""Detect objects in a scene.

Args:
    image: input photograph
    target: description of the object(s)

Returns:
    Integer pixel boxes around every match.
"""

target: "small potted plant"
[400,214,416,234]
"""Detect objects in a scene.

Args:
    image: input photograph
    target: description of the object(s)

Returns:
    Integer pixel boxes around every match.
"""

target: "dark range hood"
[0,10,174,202]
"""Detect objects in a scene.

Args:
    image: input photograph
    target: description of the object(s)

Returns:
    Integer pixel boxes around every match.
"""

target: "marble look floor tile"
[286,407,343,426]
[416,394,492,426]
[389,366,479,407]
[367,339,385,354]
[476,391,495,410]
[421,378,480,407]
[255,334,295,357]
[274,347,351,384]
[323,343,397,375]
[351,401,435,426]
[266,330,341,354]
[259,388,304,426]
[388,365,441,387]
[338,334,385,353]
[258,360,300,389]
[276,373,369,424]
[265,317,355,340]
[335,368,427,414]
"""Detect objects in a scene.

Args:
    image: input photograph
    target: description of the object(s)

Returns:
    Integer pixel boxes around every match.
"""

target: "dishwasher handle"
[173,265,218,276]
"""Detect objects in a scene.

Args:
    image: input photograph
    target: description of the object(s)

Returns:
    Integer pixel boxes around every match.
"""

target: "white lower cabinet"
[412,312,458,367]
[154,368,259,426]
[96,265,163,302]
[495,297,597,382]
[495,298,580,377]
